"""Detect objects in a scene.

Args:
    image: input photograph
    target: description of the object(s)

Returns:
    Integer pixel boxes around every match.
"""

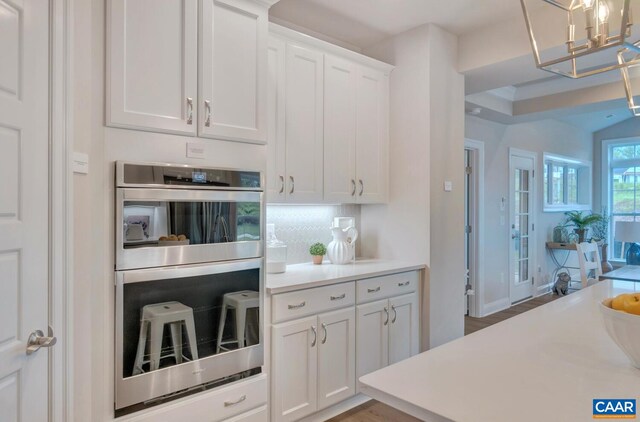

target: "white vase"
[327,226,358,265]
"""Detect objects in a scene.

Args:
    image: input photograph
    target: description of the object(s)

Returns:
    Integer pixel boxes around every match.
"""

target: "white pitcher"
[327,226,358,264]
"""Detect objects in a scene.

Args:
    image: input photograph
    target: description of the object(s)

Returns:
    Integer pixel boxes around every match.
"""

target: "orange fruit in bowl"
[612,294,630,311]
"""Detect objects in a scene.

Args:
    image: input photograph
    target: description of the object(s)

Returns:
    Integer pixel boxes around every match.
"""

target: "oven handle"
[116,258,263,285]
[120,188,262,203]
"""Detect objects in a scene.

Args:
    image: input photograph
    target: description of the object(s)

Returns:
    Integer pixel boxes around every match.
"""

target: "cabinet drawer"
[122,375,266,422]
[272,282,355,323]
[356,271,418,304]
[226,405,267,422]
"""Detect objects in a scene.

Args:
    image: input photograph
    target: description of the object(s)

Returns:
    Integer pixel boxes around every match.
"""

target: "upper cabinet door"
[356,66,389,203]
[107,0,198,135]
[285,44,324,203]
[266,36,286,202]
[323,55,357,204]
[199,0,267,143]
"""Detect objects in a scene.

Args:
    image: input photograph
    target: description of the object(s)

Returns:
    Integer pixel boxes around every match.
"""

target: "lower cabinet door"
[388,293,419,365]
[356,299,389,379]
[272,316,318,422]
[317,308,356,410]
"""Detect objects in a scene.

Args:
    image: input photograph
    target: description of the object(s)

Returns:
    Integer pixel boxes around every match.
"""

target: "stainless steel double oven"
[114,162,264,412]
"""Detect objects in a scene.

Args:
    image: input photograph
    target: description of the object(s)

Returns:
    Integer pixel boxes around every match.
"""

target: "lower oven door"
[115,258,263,410]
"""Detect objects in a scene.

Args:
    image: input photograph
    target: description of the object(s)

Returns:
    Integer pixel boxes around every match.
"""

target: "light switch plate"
[73,152,89,174]
[444,181,453,192]
[186,142,205,159]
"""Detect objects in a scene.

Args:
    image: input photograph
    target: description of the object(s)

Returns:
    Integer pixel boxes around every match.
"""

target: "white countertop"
[266,259,426,294]
[359,280,640,422]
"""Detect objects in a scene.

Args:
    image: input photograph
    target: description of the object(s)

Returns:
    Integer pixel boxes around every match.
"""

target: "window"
[604,140,640,260]
[543,153,591,212]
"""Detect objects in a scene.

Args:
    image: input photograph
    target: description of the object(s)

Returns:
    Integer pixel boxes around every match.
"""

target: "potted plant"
[309,243,327,265]
[564,210,603,243]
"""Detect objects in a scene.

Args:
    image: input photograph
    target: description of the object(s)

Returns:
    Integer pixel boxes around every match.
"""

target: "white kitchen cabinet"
[323,55,357,204]
[271,308,356,421]
[199,0,267,143]
[272,316,318,422]
[355,66,389,203]
[108,0,269,143]
[107,0,198,135]
[356,292,419,378]
[324,61,389,204]
[266,37,286,201]
[317,308,356,409]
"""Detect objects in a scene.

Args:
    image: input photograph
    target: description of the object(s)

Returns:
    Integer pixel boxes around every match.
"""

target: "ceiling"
[270,0,533,49]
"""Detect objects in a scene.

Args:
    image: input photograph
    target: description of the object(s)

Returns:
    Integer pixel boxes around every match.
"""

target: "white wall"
[361,24,465,350]
[466,116,593,313]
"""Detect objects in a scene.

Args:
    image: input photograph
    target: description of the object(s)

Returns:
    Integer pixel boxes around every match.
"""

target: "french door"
[509,149,536,304]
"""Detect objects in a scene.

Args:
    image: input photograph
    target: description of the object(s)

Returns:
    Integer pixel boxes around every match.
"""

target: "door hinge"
[532,223,535,231]
[465,166,472,175]
[465,225,472,234]
[532,170,535,178]
[532,277,535,285]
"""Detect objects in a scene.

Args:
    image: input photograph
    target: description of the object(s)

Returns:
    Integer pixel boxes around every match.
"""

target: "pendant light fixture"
[521,0,636,78]
[618,41,640,116]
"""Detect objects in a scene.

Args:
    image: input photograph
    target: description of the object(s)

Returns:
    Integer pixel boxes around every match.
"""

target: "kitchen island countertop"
[359,280,640,422]
[266,259,426,294]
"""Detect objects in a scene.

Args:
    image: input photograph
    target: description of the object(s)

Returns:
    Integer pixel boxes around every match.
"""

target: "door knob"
[26,326,57,355]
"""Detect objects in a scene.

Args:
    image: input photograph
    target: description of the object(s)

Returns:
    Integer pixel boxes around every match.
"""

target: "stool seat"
[216,290,259,354]
[132,301,198,376]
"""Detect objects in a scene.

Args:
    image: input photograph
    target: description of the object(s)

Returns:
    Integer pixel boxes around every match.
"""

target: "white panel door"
[266,36,286,202]
[355,66,389,203]
[509,150,536,304]
[388,293,419,365]
[356,300,389,379]
[272,316,318,422]
[107,0,198,135]
[0,0,50,420]
[323,55,357,204]
[199,0,267,143]
[317,308,356,410]
[285,43,324,203]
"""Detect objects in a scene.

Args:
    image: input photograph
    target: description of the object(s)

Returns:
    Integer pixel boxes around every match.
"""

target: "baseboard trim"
[299,394,371,422]
[481,297,510,317]
[536,283,553,296]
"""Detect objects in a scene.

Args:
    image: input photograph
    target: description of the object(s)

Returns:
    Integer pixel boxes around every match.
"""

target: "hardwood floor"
[329,293,562,421]
[464,292,560,335]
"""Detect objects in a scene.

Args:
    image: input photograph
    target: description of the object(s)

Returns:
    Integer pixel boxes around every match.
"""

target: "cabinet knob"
[204,100,212,127]
[279,175,285,194]
[311,325,317,347]
[321,323,328,344]
[359,179,364,196]
[289,176,295,195]
[351,179,356,196]
[383,307,389,326]
[391,305,397,324]
[186,97,193,125]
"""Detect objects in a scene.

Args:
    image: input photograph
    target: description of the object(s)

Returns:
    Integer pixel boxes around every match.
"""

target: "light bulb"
[598,2,610,23]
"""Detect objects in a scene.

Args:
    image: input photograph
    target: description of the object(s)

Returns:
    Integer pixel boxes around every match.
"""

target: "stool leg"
[184,314,199,360]
[170,322,183,364]
[149,320,165,371]
[216,303,227,354]
[236,306,246,349]
[132,320,149,375]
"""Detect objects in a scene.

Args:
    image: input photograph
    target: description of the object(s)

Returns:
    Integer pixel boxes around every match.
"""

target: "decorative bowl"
[599,298,640,369]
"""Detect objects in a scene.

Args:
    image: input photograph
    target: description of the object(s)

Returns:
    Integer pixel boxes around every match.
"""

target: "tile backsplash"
[266,204,361,265]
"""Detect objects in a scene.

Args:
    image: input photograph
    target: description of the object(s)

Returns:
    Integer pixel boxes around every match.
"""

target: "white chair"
[132,301,199,375]
[576,242,603,289]
[216,291,259,353]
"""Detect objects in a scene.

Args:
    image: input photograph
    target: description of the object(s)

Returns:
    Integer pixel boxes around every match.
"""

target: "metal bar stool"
[132,301,199,375]
[216,291,259,353]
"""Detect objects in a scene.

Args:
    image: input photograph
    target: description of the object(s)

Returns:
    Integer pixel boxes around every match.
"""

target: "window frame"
[542,152,592,212]
[602,137,640,262]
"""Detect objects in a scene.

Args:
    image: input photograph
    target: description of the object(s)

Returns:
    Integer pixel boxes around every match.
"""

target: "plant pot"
[574,228,587,243]
[312,255,323,265]
[601,243,613,274]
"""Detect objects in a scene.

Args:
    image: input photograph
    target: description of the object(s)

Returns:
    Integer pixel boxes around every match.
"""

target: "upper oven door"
[116,188,263,270]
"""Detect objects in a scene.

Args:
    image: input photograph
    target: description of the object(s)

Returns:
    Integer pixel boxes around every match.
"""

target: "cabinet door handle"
[351,179,356,196]
[289,176,295,195]
[367,286,381,294]
[359,179,364,196]
[391,305,397,324]
[398,281,410,287]
[279,175,285,194]
[204,100,211,127]
[330,293,346,301]
[311,325,317,347]
[288,301,306,310]
[383,307,389,326]
[224,395,246,407]
[186,97,193,125]
[321,323,328,344]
